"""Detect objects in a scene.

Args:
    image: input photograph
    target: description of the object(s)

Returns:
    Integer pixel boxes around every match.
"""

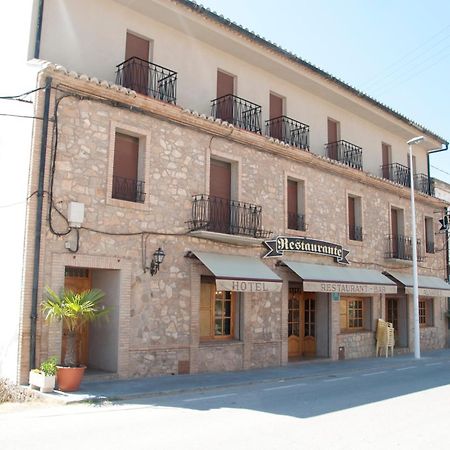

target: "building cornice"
[41,65,449,209]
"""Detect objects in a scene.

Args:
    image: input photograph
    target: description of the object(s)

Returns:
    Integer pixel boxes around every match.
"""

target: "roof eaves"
[174,0,448,145]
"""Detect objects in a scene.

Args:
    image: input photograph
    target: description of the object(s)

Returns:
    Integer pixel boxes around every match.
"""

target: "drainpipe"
[33,0,45,59]
[29,76,52,371]
[426,142,448,195]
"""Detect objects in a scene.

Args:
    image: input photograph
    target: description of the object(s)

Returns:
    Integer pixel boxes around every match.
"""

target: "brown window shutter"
[113,133,139,181]
[270,93,283,120]
[348,196,355,239]
[287,180,298,215]
[200,281,214,339]
[327,119,338,143]
[126,32,150,61]
[216,70,234,98]
[210,159,231,200]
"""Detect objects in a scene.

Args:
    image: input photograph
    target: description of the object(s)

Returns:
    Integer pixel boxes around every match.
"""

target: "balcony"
[265,116,310,150]
[381,163,435,196]
[112,176,146,203]
[187,194,271,239]
[349,225,363,241]
[325,140,363,170]
[115,57,177,104]
[385,234,424,262]
[287,212,306,231]
[211,94,262,133]
[414,173,435,196]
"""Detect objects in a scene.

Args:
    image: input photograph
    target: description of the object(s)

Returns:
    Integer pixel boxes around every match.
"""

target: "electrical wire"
[0,86,46,102]
[0,113,45,120]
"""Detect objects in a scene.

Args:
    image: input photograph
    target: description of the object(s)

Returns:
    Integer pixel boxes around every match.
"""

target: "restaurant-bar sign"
[263,236,350,265]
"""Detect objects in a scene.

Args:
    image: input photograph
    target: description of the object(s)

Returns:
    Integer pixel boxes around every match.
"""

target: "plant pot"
[29,371,56,393]
[56,365,86,392]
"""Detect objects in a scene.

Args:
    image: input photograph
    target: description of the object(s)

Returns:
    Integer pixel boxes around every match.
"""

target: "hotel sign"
[216,279,282,293]
[263,236,350,265]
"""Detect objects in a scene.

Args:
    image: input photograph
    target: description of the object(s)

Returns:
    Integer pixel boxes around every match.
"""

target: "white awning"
[384,272,450,297]
[284,261,397,294]
[191,251,282,292]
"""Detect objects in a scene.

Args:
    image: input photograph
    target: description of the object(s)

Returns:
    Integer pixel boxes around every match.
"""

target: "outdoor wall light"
[149,247,165,276]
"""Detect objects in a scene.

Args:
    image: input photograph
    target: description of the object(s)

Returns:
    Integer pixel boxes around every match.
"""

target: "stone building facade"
[11,0,450,383]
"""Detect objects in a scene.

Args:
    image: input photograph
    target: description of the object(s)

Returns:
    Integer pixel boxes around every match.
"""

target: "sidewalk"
[40,348,450,404]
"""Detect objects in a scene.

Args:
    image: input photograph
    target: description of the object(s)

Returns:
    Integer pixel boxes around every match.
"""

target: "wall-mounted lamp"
[148,247,165,276]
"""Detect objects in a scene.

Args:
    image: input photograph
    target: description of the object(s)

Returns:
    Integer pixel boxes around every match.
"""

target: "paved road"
[2,356,450,449]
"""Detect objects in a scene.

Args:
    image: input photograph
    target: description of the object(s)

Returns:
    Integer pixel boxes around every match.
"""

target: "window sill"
[338,329,372,335]
[285,227,307,236]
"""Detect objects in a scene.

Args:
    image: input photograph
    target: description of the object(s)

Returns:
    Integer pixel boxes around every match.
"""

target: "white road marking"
[263,383,307,391]
[182,393,237,402]
[362,371,387,376]
[323,376,351,382]
[395,366,416,371]
[425,362,442,366]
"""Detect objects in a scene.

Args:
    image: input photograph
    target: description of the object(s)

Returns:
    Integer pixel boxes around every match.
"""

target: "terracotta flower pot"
[56,365,86,392]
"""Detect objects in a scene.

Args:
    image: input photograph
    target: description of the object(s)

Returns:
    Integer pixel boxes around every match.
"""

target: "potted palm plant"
[42,287,109,392]
[29,356,57,393]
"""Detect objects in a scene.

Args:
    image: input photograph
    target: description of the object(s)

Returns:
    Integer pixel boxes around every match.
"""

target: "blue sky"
[198,0,450,183]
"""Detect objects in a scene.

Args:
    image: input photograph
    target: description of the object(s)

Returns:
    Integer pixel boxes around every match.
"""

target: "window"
[268,93,284,140]
[287,178,306,231]
[425,217,434,253]
[419,297,433,327]
[390,207,405,259]
[327,118,340,159]
[348,195,362,241]
[200,278,237,340]
[340,297,370,331]
[112,132,145,203]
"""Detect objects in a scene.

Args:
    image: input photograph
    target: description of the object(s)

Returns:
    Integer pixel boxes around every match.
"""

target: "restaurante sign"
[263,236,350,265]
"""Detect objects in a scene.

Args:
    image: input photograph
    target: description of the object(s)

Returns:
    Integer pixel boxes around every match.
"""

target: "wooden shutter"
[382,143,390,178]
[113,133,139,181]
[200,281,214,339]
[210,159,231,200]
[327,119,338,143]
[287,180,298,229]
[348,196,355,239]
[125,33,150,95]
[270,93,283,119]
[391,208,398,236]
[217,70,234,98]
[126,32,150,61]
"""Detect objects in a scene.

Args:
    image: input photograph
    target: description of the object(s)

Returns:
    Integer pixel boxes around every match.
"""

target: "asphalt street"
[1,353,450,449]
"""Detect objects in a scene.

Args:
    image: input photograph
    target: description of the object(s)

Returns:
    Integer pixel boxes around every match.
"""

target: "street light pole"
[407,136,424,359]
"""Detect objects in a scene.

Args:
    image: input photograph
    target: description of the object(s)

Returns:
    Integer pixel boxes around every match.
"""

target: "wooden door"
[216,70,234,122]
[209,159,231,233]
[386,297,399,333]
[62,267,92,366]
[269,93,283,139]
[302,293,316,357]
[327,119,339,159]
[124,32,150,94]
[288,288,301,357]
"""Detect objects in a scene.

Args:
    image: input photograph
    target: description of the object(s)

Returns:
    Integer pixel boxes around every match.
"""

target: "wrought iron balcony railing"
[325,140,363,170]
[349,225,363,241]
[187,194,271,239]
[211,94,262,133]
[380,163,410,187]
[414,173,435,196]
[112,175,146,203]
[265,116,310,150]
[381,163,435,196]
[385,234,424,261]
[115,57,177,104]
[287,212,306,231]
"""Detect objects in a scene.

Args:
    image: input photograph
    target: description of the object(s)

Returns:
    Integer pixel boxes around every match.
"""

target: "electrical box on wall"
[67,202,85,228]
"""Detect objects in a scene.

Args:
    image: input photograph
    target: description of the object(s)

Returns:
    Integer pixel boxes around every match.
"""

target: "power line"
[361,24,450,90]
[0,113,44,120]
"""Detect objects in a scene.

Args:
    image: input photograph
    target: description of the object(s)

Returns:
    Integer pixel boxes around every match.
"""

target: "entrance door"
[288,289,316,358]
[63,267,92,366]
